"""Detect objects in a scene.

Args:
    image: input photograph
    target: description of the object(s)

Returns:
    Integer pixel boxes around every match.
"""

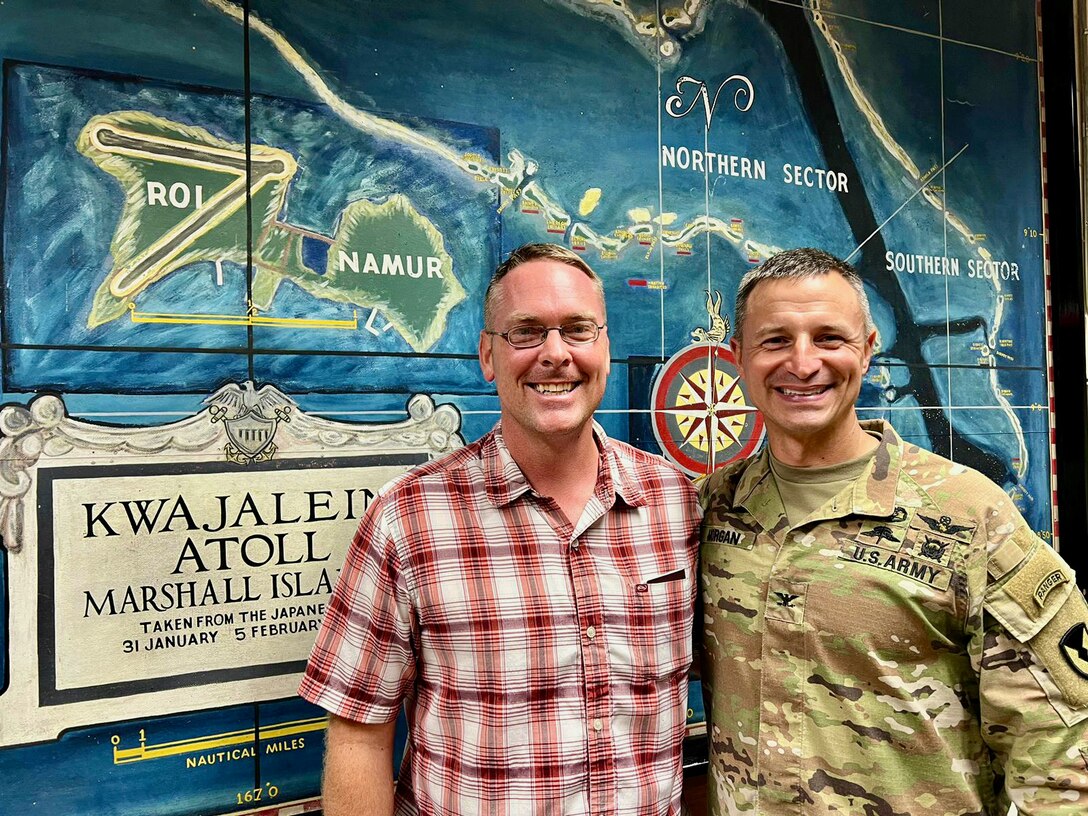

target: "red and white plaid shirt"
[299,423,701,815]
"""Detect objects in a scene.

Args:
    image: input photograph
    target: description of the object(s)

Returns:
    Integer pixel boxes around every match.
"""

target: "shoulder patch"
[1028,590,1088,719]
[988,535,1027,581]
[1036,570,1071,610]
[984,531,1088,724]
[1003,541,1072,623]
[1060,623,1088,681]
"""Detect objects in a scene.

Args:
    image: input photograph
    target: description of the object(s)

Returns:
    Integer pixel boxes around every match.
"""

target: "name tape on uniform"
[702,525,754,550]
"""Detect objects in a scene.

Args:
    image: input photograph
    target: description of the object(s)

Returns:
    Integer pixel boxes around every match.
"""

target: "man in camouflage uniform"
[699,247,1088,814]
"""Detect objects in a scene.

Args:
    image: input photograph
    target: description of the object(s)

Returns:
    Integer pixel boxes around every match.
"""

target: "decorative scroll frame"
[0,385,463,553]
[0,384,462,745]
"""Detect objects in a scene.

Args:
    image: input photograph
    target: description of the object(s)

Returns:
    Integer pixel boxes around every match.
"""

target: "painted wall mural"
[0,0,1053,813]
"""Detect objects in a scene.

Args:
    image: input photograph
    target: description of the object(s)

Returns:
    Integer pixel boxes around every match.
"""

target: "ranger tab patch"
[1036,570,1070,610]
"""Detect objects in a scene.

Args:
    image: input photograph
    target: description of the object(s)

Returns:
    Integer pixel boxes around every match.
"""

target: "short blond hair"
[483,243,605,329]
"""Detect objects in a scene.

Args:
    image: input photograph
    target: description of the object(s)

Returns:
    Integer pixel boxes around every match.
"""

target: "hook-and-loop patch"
[984,528,1088,725]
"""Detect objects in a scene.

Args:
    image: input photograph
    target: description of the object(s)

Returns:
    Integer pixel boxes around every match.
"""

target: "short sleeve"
[298,495,416,723]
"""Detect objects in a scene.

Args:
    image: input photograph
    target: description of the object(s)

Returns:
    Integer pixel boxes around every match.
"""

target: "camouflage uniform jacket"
[699,420,1088,815]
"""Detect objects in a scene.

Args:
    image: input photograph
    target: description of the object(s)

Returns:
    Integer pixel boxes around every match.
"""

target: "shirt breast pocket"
[601,570,693,680]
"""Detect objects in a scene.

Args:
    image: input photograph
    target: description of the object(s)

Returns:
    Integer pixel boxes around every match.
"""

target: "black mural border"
[1040,0,1088,570]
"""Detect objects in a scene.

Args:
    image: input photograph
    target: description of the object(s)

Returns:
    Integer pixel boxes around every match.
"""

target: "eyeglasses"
[485,320,606,349]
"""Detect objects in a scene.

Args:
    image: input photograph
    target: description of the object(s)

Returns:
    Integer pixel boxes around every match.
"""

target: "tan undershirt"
[769,435,880,528]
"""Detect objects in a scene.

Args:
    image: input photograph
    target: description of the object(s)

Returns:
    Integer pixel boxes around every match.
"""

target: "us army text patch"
[702,525,754,549]
[840,542,952,590]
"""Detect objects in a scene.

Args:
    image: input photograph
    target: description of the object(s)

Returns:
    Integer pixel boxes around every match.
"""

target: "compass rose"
[651,343,764,476]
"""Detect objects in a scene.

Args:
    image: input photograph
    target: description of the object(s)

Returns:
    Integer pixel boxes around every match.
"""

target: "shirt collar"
[735,419,903,530]
[482,422,646,509]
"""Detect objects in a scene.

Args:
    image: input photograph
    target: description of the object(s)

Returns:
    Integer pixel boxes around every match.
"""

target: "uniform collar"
[847,419,902,518]
[483,422,645,509]
[735,419,903,531]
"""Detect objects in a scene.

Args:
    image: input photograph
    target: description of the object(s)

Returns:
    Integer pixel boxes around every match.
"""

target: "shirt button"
[592,718,603,732]
[586,625,596,640]
[571,539,580,550]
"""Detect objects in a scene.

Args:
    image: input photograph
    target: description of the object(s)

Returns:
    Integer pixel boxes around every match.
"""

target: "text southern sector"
[885,251,1021,281]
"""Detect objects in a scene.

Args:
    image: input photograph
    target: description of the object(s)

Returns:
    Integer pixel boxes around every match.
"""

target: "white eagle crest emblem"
[205,382,295,464]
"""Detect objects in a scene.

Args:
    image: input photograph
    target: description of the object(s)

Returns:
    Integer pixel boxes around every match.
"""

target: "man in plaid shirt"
[299,243,701,815]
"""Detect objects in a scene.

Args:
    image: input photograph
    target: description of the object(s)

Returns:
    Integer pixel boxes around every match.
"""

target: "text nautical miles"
[185,739,305,769]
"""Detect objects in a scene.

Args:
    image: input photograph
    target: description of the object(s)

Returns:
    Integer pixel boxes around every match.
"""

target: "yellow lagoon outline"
[111,715,327,765]
[126,301,358,330]
[78,113,297,300]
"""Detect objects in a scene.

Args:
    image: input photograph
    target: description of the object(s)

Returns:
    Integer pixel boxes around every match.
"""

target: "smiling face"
[479,259,610,458]
[730,272,876,463]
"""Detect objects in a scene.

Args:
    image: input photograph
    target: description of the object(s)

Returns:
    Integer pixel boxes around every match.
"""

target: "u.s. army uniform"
[699,419,1088,815]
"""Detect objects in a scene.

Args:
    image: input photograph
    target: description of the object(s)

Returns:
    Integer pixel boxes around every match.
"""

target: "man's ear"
[479,331,496,382]
[862,328,877,369]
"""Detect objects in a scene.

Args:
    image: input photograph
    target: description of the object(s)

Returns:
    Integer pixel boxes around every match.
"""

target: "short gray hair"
[483,243,605,329]
[733,248,875,341]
